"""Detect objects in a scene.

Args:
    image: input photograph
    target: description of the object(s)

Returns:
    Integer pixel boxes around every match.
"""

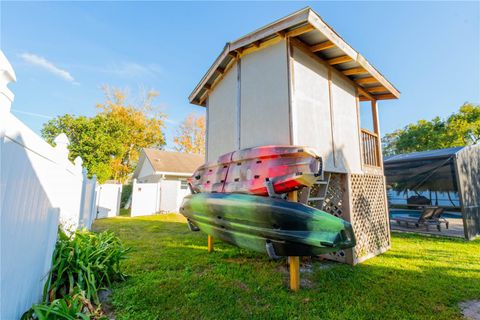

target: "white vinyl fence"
[131,178,191,216]
[131,179,161,217]
[0,52,97,319]
[95,183,122,218]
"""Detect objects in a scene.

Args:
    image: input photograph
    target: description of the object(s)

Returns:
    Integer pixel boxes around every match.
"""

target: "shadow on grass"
[93,215,480,320]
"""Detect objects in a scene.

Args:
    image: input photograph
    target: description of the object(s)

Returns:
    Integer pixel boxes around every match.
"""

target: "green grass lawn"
[93,214,480,320]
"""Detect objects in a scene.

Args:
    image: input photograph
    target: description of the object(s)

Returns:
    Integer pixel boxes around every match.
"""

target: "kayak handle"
[266,240,281,260]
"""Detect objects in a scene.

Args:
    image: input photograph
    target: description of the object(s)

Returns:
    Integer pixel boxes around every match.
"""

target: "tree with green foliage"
[42,87,166,183]
[173,113,206,155]
[382,103,480,156]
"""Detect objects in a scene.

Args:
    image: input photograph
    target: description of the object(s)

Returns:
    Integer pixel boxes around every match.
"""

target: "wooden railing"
[361,129,381,167]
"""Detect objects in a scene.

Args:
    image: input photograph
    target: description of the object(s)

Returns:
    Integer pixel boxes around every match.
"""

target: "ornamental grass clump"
[22,289,104,320]
[46,229,129,304]
[22,228,129,319]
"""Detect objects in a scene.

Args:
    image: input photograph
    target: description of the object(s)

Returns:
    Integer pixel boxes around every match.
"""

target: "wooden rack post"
[287,191,300,291]
[208,235,214,253]
[289,256,300,292]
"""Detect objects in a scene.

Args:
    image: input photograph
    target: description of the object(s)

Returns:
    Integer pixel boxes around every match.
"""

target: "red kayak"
[189,145,322,196]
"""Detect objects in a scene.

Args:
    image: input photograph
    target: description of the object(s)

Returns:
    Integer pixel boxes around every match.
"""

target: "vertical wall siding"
[290,45,362,174]
[290,46,335,170]
[240,40,291,148]
[1,113,97,319]
[330,72,362,174]
[207,65,238,161]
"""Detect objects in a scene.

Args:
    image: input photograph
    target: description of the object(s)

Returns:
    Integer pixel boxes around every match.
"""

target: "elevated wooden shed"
[190,7,400,264]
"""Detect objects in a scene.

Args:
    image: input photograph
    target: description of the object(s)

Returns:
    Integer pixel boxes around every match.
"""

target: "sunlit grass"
[93,214,480,320]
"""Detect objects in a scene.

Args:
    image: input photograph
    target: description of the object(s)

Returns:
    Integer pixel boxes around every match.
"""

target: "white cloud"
[105,62,162,78]
[164,118,179,125]
[11,108,53,119]
[20,53,77,84]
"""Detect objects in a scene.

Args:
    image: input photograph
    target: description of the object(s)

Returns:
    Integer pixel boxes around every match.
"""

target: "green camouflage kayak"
[180,193,356,257]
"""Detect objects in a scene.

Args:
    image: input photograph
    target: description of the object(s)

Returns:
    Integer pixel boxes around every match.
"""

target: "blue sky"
[2,1,479,149]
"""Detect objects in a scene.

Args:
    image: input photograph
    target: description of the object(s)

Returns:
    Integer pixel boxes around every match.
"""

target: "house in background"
[131,148,204,216]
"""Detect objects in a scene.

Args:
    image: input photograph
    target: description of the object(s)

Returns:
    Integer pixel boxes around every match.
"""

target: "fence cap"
[0,51,16,110]
[0,51,16,83]
[54,133,70,147]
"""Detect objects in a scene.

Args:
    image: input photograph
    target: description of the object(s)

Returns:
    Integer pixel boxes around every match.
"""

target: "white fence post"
[89,174,98,228]
[54,133,70,162]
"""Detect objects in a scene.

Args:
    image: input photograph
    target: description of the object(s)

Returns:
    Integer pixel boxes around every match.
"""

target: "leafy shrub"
[46,229,129,304]
[22,289,104,320]
[23,228,129,319]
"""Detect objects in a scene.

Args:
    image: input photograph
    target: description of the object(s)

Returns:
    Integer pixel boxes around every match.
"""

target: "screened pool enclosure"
[384,145,480,240]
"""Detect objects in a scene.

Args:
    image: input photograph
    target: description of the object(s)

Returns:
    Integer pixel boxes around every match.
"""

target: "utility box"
[189,8,400,264]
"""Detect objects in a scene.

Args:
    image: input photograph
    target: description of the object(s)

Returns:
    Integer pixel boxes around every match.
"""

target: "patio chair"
[391,207,449,231]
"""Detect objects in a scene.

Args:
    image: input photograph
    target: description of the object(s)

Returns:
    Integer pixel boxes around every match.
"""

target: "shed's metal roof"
[189,7,400,106]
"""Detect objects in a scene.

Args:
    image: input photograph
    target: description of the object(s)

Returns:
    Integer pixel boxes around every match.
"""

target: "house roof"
[189,7,400,106]
[138,148,204,176]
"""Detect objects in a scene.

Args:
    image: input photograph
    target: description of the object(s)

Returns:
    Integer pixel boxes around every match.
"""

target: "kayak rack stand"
[205,190,301,292]
[287,191,300,292]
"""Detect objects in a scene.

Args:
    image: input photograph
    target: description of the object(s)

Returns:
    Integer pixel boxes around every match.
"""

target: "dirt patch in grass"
[460,300,480,320]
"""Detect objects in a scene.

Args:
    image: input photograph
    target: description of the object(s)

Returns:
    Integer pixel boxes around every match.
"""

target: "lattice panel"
[350,174,390,261]
[319,173,347,262]
[321,173,345,218]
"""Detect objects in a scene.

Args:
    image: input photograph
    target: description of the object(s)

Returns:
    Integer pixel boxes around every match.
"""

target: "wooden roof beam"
[276,31,286,38]
[342,67,367,76]
[285,24,315,37]
[228,51,238,59]
[358,87,374,101]
[289,38,374,101]
[367,86,388,93]
[311,40,334,52]
[374,93,397,100]
[356,77,378,85]
[328,55,353,65]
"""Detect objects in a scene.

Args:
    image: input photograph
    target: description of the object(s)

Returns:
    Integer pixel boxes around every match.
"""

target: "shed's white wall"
[290,46,362,173]
[205,41,363,174]
[207,65,238,161]
[290,47,335,170]
[330,72,362,173]
[240,40,291,148]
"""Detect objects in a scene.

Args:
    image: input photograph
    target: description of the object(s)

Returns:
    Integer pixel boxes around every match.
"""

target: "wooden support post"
[371,100,383,167]
[289,256,300,292]
[287,191,300,291]
[208,235,214,253]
